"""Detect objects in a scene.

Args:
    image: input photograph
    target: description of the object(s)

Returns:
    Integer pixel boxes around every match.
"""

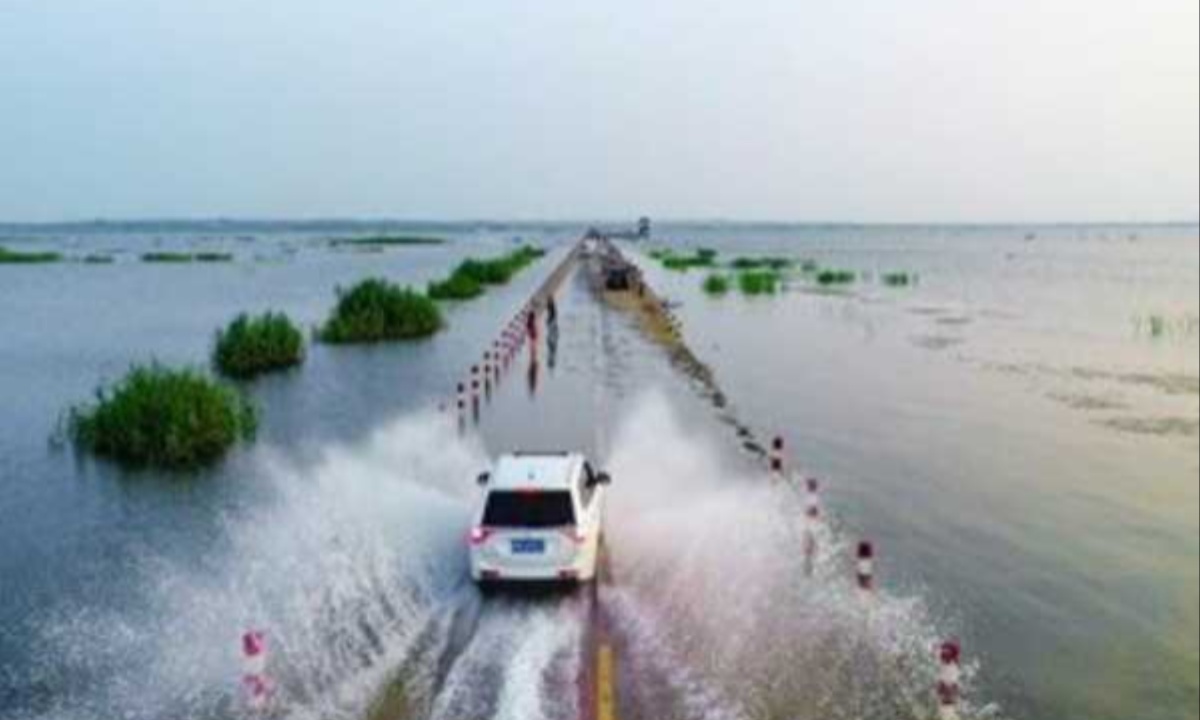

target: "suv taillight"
[469,527,492,546]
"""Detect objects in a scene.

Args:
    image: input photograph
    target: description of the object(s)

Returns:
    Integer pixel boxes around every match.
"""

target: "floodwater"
[0,223,1197,720]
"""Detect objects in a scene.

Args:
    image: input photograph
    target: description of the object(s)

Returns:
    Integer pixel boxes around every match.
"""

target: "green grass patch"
[703,274,731,295]
[428,270,485,301]
[319,279,444,343]
[214,312,306,379]
[881,271,914,287]
[142,252,195,263]
[330,235,446,248]
[816,269,857,286]
[0,246,63,264]
[67,364,257,470]
[142,251,233,263]
[657,248,719,272]
[730,256,792,271]
[737,270,781,295]
[428,246,546,301]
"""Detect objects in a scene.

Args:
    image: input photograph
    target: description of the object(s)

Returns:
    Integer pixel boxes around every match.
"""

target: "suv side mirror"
[594,472,612,486]
[477,472,491,486]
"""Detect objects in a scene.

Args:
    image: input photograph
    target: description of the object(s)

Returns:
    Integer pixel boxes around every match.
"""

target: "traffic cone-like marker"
[242,630,271,712]
[769,436,786,478]
[937,640,963,719]
[856,541,876,595]
[803,478,821,577]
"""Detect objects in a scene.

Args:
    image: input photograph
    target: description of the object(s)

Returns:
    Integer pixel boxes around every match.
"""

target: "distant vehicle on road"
[469,452,611,587]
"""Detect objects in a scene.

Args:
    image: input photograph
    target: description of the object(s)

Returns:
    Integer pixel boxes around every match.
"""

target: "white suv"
[469,452,611,586]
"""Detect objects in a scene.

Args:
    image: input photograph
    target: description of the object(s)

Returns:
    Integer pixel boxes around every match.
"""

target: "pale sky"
[1,0,1197,223]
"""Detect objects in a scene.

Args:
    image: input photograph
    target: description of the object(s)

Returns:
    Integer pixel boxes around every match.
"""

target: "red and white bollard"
[803,478,821,577]
[937,640,963,719]
[769,436,785,478]
[242,630,271,711]
[856,541,876,595]
[804,478,822,522]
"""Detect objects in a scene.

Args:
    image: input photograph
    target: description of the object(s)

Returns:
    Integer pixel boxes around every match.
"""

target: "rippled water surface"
[1,223,1196,720]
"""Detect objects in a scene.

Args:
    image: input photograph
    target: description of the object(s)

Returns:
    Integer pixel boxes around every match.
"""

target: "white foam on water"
[11,410,486,720]
[602,392,1003,720]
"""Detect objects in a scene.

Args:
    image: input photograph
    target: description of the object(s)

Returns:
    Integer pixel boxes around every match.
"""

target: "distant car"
[469,452,611,586]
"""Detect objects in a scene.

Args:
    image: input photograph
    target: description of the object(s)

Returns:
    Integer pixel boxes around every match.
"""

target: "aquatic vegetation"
[329,235,446,247]
[141,252,194,263]
[214,312,306,379]
[140,251,233,263]
[730,256,792,271]
[82,254,115,264]
[815,268,857,286]
[1134,313,1200,340]
[737,270,781,295]
[67,364,258,470]
[799,259,820,274]
[428,246,545,300]
[703,274,731,295]
[881,271,915,287]
[657,248,719,272]
[319,279,443,343]
[0,246,62,264]
[427,271,485,300]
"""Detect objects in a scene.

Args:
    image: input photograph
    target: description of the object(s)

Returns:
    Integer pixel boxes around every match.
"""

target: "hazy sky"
[1,0,1197,223]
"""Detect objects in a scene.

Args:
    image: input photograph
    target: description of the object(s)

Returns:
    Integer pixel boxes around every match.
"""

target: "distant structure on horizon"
[586,216,651,241]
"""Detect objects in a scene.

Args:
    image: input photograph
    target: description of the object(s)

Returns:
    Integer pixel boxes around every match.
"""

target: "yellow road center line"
[597,644,617,720]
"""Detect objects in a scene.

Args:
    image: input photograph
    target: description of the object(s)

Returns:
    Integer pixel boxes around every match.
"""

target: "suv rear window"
[483,491,576,528]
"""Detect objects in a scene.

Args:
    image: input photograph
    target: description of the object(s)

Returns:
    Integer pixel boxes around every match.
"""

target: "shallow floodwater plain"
[0,223,1196,720]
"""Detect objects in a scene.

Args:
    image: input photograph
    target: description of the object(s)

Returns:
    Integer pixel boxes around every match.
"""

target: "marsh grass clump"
[82,254,115,264]
[731,256,792,271]
[658,248,719,272]
[319,279,443,343]
[194,252,234,263]
[738,270,781,295]
[0,246,63,264]
[703,274,731,295]
[800,259,820,274]
[214,312,305,379]
[330,235,446,248]
[816,268,857,286]
[67,364,257,470]
[142,252,194,263]
[881,271,915,287]
[428,246,546,300]
[428,271,485,300]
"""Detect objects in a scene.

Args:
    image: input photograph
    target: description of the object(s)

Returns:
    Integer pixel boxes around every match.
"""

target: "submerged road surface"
[357,248,986,720]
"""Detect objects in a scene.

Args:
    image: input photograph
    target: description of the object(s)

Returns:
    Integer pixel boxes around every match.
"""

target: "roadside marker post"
[857,541,876,595]
[242,630,271,712]
[769,436,785,478]
[937,640,963,720]
[803,477,821,577]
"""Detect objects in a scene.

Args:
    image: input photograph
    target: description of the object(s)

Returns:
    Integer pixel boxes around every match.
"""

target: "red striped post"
[803,477,821,577]
[937,640,963,719]
[242,630,271,711]
[769,436,785,478]
[856,541,876,594]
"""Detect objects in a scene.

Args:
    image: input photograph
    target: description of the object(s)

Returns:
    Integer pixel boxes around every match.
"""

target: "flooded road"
[2,223,1196,720]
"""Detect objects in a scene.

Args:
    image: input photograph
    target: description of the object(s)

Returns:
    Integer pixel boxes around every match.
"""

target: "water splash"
[9,411,484,720]
[602,392,1003,720]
